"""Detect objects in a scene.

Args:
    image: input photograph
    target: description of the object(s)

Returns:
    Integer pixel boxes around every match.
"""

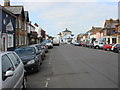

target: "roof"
[0,51,15,56]
[104,19,119,28]
[63,28,72,32]
[0,7,16,18]
[24,11,29,22]
[89,26,102,35]
[4,6,24,15]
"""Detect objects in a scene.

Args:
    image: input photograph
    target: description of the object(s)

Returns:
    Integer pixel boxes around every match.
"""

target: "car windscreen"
[36,45,42,50]
[42,40,52,43]
[15,47,36,56]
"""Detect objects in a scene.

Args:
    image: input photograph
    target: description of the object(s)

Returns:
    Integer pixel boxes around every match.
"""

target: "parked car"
[89,43,94,48]
[30,45,43,62]
[79,42,84,46]
[15,46,42,72]
[32,44,46,60]
[41,43,49,53]
[53,41,60,46]
[42,40,53,49]
[86,42,91,47]
[111,43,120,53]
[72,42,80,46]
[118,47,120,53]
[0,52,27,89]
[103,44,114,51]
[53,39,60,46]
[93,41,106,49]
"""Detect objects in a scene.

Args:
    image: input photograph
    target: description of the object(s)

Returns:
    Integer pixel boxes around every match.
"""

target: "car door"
[2,54,15,88]
[35,47,42,64]
[7,53,24,88]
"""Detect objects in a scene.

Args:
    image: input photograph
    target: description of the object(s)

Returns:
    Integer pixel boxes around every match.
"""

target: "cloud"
[0,0,119,5]
[0,0,118,36]
[11,0,120,2]
[35,2,117,35]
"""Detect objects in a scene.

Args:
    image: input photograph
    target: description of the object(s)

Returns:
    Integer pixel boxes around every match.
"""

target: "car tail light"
[114,47,117,48]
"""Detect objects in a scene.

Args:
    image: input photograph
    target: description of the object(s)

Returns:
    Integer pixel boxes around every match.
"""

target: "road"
[27,44,118,88]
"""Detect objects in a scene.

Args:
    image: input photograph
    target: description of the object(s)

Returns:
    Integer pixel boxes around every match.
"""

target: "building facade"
[116,23,120,43]
[0,7,16,51]
[102,19,118,44]
[3,0,28,48]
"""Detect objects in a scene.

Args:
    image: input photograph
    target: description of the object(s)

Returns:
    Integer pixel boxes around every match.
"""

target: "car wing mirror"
[5,70,14,77]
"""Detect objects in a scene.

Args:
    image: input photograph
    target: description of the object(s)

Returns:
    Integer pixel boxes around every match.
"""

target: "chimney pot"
[4,0,10,6]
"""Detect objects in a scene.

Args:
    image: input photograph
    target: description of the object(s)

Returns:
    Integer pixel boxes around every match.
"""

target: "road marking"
[47,78,50,81]
[49,54,52,64]
[45,82,48,88]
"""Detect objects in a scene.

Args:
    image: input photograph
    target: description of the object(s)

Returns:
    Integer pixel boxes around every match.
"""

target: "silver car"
[0,52,27,89]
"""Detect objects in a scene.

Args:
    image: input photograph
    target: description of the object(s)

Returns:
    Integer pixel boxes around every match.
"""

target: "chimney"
[4,0,10,6]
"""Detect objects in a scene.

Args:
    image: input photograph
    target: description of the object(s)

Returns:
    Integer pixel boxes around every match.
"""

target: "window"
[7,53,20,68]
[99,42,103,44]
[117,44,120,47]
[112,38,116,44]
[19,19,21,28]
[25,36,27,45]
[2,55,14,81]
[7,34,13,48]
[16,19,18,28]
[19,35,21,45]
[3,19,6,25]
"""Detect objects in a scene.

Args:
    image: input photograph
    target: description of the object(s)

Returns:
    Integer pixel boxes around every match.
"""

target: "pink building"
[96,30,104,41]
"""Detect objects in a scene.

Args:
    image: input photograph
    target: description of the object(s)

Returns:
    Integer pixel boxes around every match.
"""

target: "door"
[2,54,15,88]
[7,53,24,88]
[3,37,6,51]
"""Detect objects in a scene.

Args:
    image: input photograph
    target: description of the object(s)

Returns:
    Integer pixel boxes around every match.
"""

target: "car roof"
[15,46,33,49]
[0,51,15,56]
[30,44,41,46]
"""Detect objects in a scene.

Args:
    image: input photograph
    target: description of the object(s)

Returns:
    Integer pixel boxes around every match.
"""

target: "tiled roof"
[63,28,72,32]
[4,6,24,15]
[24,11,29,22]
[104,19,119,28]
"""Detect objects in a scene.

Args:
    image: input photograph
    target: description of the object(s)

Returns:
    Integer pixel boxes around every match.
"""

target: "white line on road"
[47,78,50,81]
[45,82,48,88]
[49,54,52,64]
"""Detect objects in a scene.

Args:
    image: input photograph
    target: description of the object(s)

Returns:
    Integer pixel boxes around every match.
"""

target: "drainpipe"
[0,32,1,51]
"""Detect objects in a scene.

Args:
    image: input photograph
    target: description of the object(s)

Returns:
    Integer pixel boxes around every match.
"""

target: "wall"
[2,9,16,51]
[0,7,2,51]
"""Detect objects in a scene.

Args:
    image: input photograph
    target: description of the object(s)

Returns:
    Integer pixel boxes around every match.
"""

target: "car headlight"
[27,60,35,65]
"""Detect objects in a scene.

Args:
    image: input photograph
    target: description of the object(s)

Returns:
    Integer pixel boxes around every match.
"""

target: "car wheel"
[36,65,40,72]
[118,50,120,54]
[42,56,44,61]
[95,46,99,49]
[22,76,27,90]
[107,48,110,51]
[114,49,118,53]
[35,62,40,72]
[44,54,46,57]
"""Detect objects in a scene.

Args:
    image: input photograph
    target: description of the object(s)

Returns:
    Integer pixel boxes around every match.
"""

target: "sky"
[0,0,119,37]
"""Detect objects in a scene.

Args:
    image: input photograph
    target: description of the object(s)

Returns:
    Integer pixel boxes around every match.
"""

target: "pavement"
[27,44,118,88]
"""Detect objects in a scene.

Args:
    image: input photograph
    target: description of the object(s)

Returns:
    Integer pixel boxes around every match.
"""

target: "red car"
[103,44,114,51]
[80,42,84,46]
